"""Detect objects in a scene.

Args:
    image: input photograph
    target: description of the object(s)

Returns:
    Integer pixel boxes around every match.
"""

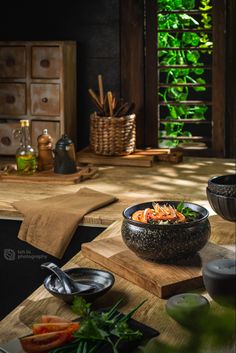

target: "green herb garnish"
[50,297,145,353]
[177,201,199,221]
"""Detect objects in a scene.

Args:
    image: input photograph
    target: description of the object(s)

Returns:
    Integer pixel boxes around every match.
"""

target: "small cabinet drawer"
[30,83,60,116]
[0,46,26,78]
[0,83,26,115]
[31,120,60,150]
[31,46,62,78]
[0,121,20,155]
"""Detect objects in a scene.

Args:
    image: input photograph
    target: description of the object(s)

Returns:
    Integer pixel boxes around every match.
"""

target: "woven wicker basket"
[90,113,136,156]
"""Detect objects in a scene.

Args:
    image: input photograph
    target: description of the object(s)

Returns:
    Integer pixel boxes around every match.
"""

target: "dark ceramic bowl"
[202,258,236,308]
[44,267,115,304]
[208,174,236,197]
[121,201,210,262]
[206,187,236,222]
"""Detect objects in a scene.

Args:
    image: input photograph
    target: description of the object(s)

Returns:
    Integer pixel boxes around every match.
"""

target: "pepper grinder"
[37,129,54,171]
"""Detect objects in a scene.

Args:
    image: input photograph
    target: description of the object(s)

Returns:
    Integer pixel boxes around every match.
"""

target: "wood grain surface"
[77,147,154,167]
[81,221,234,298]
[0,157,235,228]
[0,166,98,184]
[0,220,235,353]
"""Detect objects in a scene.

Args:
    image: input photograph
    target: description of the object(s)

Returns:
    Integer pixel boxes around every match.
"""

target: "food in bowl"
[122,201,210,262]
[131,201,199,225]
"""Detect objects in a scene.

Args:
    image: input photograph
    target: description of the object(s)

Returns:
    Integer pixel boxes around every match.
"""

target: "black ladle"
[41,262,94,294]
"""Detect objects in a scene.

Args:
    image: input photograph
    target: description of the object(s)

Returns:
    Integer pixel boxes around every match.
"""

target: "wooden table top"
[0,156,235,351]
[0,156,235,225]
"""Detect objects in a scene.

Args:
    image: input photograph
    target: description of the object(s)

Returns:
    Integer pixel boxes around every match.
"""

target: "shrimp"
[176,211,186,223]
[132,210,146,223]
[132,208,154,223]
[132,203,187,224]
[153,203,178,221]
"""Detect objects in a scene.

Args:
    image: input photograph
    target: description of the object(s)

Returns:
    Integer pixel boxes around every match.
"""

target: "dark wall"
[0,0,120,150]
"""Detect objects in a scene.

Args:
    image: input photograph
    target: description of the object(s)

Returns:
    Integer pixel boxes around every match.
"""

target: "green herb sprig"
[50,297,145,353]
[177,201,198,221]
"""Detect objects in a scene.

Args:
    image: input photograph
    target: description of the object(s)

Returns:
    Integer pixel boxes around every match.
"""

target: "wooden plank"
[226,0,236,158]
[145,0,158,147]
[120,0,145,147]
[77,148,153,167]
[82,223,234,299]
[212,0,226,157]
[0,166,98,184]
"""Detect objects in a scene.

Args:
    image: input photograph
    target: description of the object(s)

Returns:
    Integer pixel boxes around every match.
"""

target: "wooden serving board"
[77,147,154,167]
[0,166,98,184]
[82,225,234,298]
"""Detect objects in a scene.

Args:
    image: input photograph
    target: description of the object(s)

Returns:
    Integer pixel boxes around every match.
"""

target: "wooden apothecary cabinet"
[0,41,77,155]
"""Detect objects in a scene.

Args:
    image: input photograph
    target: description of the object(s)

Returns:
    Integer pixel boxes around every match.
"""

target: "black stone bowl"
[122,201,210,262]
[206,187,236,222]
[208,174,236,197]
[44,267,115,304]
[202,258,236,308]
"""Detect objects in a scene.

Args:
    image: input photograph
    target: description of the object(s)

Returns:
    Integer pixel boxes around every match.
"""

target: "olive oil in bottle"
[16,120,37,174]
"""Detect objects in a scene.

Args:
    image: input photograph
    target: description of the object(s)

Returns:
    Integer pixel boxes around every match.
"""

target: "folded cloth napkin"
[13,187,117,258]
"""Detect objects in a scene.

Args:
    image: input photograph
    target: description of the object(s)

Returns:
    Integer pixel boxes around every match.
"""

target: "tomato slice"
[20,331,71,353]
[32,322,79,335]
[40,315,71,323]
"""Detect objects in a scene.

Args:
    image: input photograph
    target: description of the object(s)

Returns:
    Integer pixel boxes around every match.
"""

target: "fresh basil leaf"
[177,201,184,212]
[71,296,91,317]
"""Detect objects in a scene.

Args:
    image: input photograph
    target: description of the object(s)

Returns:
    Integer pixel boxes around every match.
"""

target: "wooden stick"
[103,94,109,116]
[98,74,104,105]
[114,102,129,117]
[107,91,113,117]
[88,88,103,110]
[112,96,116,110]
[135,148,171,155]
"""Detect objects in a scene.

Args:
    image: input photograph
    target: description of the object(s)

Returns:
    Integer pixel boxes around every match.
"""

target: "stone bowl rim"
[208,174,236,186]
[122,200,209,229]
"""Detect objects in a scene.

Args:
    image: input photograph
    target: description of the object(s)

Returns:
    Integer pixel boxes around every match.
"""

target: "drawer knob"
[42,97,48,103]
[40,59,50,68]
[1,136,11,146]
[6,95,15,104]
[6,57,15,67]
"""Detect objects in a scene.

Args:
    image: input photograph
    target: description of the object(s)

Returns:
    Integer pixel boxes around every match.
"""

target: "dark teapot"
[54,134,77,174]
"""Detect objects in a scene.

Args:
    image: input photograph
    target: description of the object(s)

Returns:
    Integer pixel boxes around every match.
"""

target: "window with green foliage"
[121,0,226,156]
[157,0,213,150]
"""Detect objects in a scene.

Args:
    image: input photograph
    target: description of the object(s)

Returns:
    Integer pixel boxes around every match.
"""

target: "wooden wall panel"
[0,0,120,151]
[120,0,145,148]
[226,0,236,158]
[145,0,158,147]
[212,0,226,157]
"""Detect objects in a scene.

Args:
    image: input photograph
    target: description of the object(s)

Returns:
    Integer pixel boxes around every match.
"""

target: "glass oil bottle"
[15,120,37,174]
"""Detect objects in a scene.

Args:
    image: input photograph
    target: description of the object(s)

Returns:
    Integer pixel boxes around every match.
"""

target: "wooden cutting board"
[77,147,154,167]
[82,223,234,298]
[0,166,98,184]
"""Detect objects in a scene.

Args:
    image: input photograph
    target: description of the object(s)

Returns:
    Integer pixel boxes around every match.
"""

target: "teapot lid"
[55,134,73,148]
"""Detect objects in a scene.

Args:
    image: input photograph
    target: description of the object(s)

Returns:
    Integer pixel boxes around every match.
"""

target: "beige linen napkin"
[13,187,117,258]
